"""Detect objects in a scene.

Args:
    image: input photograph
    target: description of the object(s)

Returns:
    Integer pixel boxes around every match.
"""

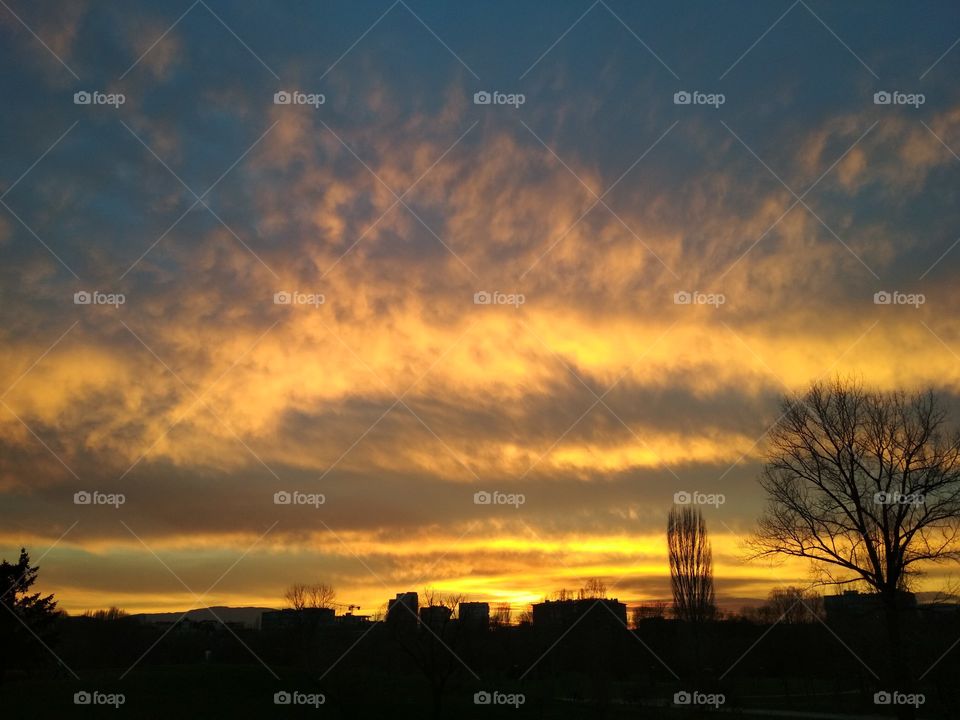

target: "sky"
[2,0,960,616]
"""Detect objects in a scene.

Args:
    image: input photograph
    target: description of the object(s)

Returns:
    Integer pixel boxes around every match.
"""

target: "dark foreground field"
[0,665,936,720]
[4,607,957,718]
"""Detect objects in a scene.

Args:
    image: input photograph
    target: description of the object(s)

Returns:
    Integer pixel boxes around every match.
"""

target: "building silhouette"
[260,607,335,631]
[335,612,372,627]
[532,598,627,632]
[458,601,490,629]
[386,592,419,629]
[823,590,916,624]
[418,605,452,632]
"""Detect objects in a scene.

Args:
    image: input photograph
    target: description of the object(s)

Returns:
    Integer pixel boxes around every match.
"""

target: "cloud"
[3,1,960,612]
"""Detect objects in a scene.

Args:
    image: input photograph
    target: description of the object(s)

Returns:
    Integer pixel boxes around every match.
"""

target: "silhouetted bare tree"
[631,601,667,628]
[306,583,336,609]
[668,506,716,623]
[750,378,960,717]
[283,583,307,610]
[743,586,823,624]
[491,602,512,627]
[82,607,128,621]
[578,577,607,599]
[282,582,336,610]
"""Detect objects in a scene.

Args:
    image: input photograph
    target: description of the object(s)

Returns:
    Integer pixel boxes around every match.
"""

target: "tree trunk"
[883,596,915,720]
[431,683,443,720]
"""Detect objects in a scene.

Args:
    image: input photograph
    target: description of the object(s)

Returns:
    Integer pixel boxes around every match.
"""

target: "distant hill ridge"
[130,606,276,628]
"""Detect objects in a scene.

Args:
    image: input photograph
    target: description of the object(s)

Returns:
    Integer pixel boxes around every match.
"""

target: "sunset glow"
[3,0,960,624]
